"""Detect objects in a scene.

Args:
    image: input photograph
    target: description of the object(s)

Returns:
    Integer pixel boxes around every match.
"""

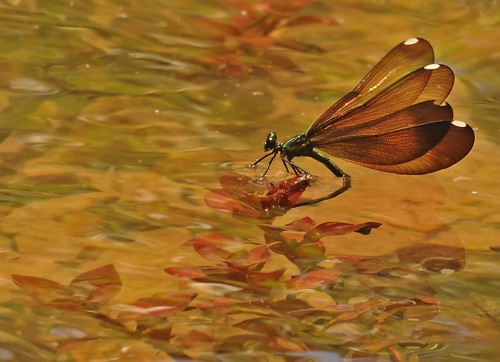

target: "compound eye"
[264,132,277,151]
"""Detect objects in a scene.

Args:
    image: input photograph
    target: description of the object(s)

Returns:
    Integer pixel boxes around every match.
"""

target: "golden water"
[0,1,498,361]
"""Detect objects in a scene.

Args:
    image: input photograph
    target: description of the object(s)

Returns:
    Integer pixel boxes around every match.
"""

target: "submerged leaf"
[164,266,208,280]
[69,264,121,307]
[294,241,326,259]
[12,264,121,310]
[247,245,272,265]
[285,217,316,232]
[11,275,71,306]
[185,232,235,247]
[288,269,341,289]
[190,241,232,263]
[195,296,243,310]
[396,244,465,272]
[116,292,196,319]
[247,268,286,288]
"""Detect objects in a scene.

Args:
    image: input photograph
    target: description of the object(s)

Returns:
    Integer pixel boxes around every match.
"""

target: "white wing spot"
[440,269,455,275]
[424,63,440,70]
[452,120,467,128]
[404,38,419,45]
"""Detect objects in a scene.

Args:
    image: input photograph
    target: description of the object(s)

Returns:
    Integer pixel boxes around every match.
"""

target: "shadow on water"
[1,0,499,361]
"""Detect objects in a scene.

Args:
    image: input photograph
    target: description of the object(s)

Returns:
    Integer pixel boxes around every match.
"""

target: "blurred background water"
[0,1,499,361]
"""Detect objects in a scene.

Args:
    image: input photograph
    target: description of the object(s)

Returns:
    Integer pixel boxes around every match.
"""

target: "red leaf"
[239,34,274,48]
[268,337,305,352]
[166,265,244,284]
[204,192,260,217]
[173,329,215,349]
[226,249,250,267]
[247,245,271,265]
[11,275,71,306]
[260,176,310,212]
[333,298,381,323]
[247,269,285,288]
[288,269,341,289]
[190,241,232,263]
[330,254,371,264]
[164,266,207,280]
[12,264,121,310]
[69,264,121,307]
[219,172,254,193]
[234,317,285,334]
[118,292,196,319]
[305,221,382,241]
[285,217,316,231]
[144,327,172,341]
[184,233,231,263]
[185,232,234,247]
[205,172,275,218]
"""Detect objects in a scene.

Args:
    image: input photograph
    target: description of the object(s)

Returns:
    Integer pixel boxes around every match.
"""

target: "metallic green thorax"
[280,133,314,159]
[265,132,314,160]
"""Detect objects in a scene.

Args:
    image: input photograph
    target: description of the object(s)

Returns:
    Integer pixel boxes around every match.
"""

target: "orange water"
[0,1,498,361]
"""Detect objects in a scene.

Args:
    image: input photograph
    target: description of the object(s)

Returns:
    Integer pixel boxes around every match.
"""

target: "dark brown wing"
[311,99,453,165]
[307,64,454,142]
[323,120,475,174]
[309,37,435,132]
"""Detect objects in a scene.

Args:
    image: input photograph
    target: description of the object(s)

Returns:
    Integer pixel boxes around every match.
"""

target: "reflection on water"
[0,0,499,361]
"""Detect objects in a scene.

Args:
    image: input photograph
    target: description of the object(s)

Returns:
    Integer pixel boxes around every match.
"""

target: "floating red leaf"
[206,172,310,219]
[260,176,310,213]
[305,221,382,241]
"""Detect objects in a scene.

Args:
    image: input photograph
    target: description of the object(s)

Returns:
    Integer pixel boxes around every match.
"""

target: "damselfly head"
[264,132,278,151]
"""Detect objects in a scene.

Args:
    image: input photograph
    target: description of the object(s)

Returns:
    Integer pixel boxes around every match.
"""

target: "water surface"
[0,1,499,361]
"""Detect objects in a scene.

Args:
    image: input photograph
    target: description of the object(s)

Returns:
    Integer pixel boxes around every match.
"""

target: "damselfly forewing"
[251,38,475,207]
